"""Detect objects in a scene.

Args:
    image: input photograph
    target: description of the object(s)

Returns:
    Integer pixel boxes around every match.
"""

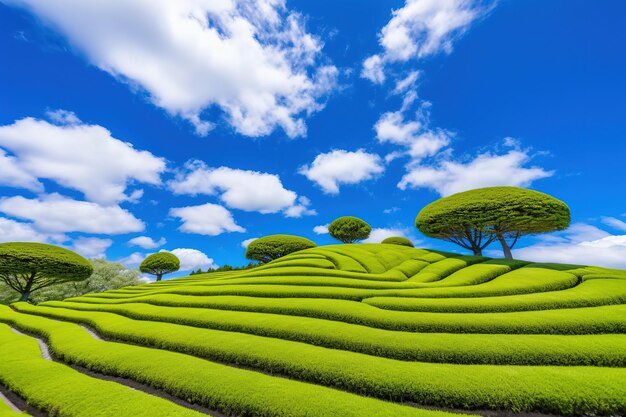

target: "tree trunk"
[19,276,34,302]
[472,248,483,256]
[496,233,513,259]
[156,273,163,282]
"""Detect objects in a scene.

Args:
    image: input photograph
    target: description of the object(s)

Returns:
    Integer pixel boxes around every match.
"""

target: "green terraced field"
[1,243,626,417]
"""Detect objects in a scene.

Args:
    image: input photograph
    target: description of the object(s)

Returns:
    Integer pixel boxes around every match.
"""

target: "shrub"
[381,237,414,247]
[245,235,316,264]
[328,217,371,243]
[140,252,180,281]
[0,242,93,302]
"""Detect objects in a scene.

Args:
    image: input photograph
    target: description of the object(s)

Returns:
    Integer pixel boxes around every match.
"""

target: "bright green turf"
[0,322,204,417]
[364,278,626,312]
[16,302,626,368]
[4,243,626,417]
[0,306,458,417]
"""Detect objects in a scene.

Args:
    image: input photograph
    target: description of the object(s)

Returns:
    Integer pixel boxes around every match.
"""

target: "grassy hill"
[1,243,626,417]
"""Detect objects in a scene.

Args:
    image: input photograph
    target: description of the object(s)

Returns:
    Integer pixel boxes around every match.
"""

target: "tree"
[29,259,142,303]
[328,216,371,243]
[416,186,570,258]
[140,252,180,281]
[245,235,317,263]
[0,242,93,302]
[381,236,414,247]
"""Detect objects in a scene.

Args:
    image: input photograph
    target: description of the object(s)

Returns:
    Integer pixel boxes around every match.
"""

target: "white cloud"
[0,149,43,192]
[601,217,626,232]
[363,227,409,243]
[0,194,144,234]
[383,207,400,214]
[241,238,258,248]
[514,224,626,269]
[362,0,492,82]
[299,149,385,194]
[167,248,217,271]
[392,70,421,94]
[375,108,452,161]
[70,237,113,259]
[361,54,386,84]
[398,149,553,196]
[0,113,165,204]
[169,203,245,236]
[313,224,329,234]
[128,236,166,249]
[169,160,313,216]
[118,252,145,268]
[0,217,62,243]
[8,1,338,137]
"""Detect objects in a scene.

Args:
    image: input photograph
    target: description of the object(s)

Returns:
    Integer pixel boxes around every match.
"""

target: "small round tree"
[0,242,93,302]
[328,216,371,243]
[416,186,570,258]
[245,235,317,264]
[140,252,180,281]
[381,236,414,247]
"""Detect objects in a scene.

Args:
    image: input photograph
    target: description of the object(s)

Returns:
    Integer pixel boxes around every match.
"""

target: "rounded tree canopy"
[328,216,372,243]
[0,242,93,281]
[245,234,317,263]
[381,236,414,247]
[140,252,180,276]
[416,186,570,238]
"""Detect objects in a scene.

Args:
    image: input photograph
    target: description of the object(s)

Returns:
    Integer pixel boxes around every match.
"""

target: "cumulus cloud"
[169,160,314,216]
[167,248,217,271]
[299,149,385,194]
[7,1,338,137]
[0,217,63,243]
[128,236,166,249]
[241,238,258,248]
[375,103,452,161]
[313,224,329,234]
[0,149,43,192]
[70,237,113,259]
[398,148,553,196]
[117,252,145,268]
[514,224,626,269]
[363,227,410,243]
[169,203,245,236]
[0,112,165,204]
[362,0,493,83]
[0,194,144,234]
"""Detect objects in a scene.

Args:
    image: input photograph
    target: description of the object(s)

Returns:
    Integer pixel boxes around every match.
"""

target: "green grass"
[364,278,626,312]
[0,322,205,417]
[0,305,460,417]
[8,306,625,416]
[16,302,626,367]
[3,243,626,416]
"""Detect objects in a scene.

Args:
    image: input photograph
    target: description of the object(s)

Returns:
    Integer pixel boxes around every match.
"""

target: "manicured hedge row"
[7,306,626,416]
[18,303,626,368]
[0,322,204,417]
[388,267,578,298]
[43,297,626,336]
[408,258,469,282]
[363,279,626,312]
[72,267,580,304]
[0,307,460,417]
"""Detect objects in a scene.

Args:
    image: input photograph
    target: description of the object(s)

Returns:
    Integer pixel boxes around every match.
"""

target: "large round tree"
[415,186,570,258]
[328,216,371,243]
[0,242,93,302]
[245,235,317,263]
[140,252,180,281]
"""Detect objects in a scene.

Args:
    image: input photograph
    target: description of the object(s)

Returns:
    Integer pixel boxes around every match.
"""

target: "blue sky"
[1,0,626,276]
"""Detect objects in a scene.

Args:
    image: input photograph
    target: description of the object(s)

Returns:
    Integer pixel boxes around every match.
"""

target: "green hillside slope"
[1,243,625,417]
